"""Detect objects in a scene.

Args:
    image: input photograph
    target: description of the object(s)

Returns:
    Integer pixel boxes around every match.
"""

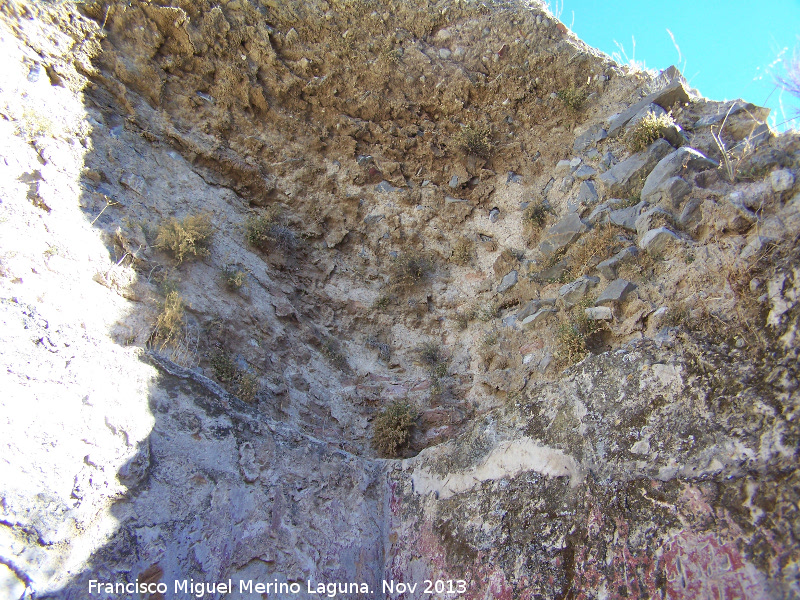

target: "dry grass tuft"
[389,251,434,291]
[246,207,297,253]
[456,124,492,158]
[209,349,260,403]
[418,342,448,378]
[556,87,586,112]
[627,111,676,152]
[450,237,474,265]
[154,291,185,349]
[371,400,418,457]
[222,265,247,291]
[155,214,213,263]
[523,201,553,229]
[321,336,349,371]
[565,224,625,278]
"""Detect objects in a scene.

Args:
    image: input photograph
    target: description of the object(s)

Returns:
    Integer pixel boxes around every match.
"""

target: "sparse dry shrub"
[418,342,448,378]
[450,237,474,265]
[453,308,475,330]
[556,86,586,112]
[210,349,238,383]
[627,111,677,152]
[662,303,691,329]
[246,207,297,253]
[556,322,587,366]
[456,124,492,158]
[474,300,499,322]
[154,291,185,349]
[371,399,417,457]
[367,336,392,361]
[321,337,349,371]
[617,250,657,282]
[566,224,625,277]
[556,297,607,368]
[222,265,247,291]
[390,251,434,291]
[777,50,800,118]
[523,201,553,229]
[155,214,213,263]
[209,349,260,403]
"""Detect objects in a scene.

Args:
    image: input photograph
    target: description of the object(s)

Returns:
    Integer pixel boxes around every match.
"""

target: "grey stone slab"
[640,227,680,254]
[120,172,146,195]
[585,306,613,320]
[558,276,600,308]
[635,206,673,238]
[609,201,648,231]
[641,147,716,205]
[573,164,597,181]
[516,298,557,321]
[376,180,401,193]
[597,139,672,198]
[595,278,636,305]
[573,124,608,153]
[520,308,557,328]
[607,80,691,138]
[597,246,638,280]
[771,169,795,193]
[497,270,518,293]
[538,213,590,257]
[577,180,598,205]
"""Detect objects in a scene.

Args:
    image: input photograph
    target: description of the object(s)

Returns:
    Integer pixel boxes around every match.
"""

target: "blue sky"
[552,0,800,130]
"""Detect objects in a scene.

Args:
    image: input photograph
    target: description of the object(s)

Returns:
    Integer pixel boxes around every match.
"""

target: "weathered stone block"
[596,278,636,305]
[538,213,589,257]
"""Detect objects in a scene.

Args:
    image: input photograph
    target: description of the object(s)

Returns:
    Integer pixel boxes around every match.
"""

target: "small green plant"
[627,111,676,152]
[450,237,474,265]
[236,372,259,404]
[615,195,641,209]
[380,42,403,64]
[222,265,247,291]
[556,87,586,112]
[523,201,553,228]
[153,291,185,349]
[155,213,213,263]
[456,124,492,158]
[371,399,418,457]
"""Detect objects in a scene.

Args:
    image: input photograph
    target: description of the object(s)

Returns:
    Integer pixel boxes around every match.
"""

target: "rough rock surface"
[597,139,673,198]
[0,1,798,599]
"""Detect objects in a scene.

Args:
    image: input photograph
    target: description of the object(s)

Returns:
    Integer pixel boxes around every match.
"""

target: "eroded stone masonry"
[0,0,798,598]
